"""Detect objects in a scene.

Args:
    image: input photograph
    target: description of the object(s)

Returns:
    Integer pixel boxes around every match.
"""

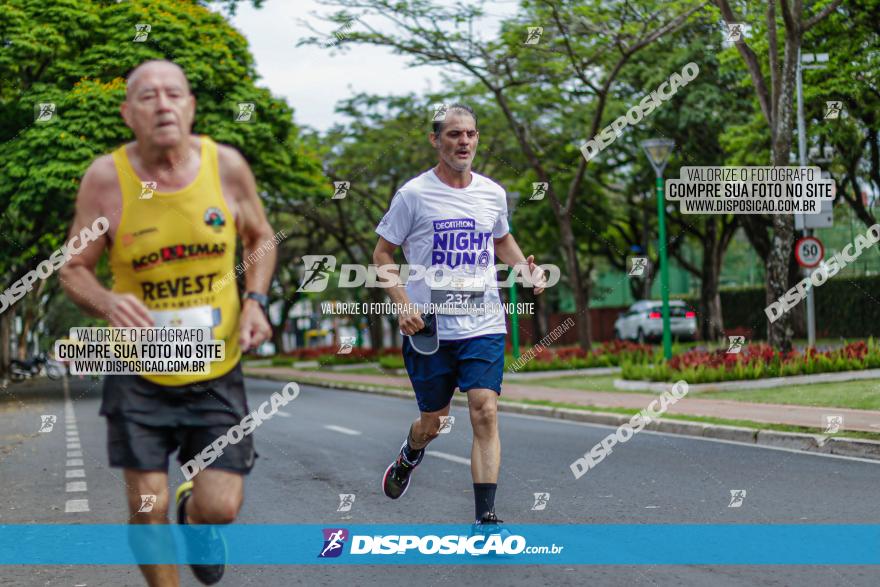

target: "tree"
[713,0,844,351]
[0,0,318,370]
[302,0,707,349]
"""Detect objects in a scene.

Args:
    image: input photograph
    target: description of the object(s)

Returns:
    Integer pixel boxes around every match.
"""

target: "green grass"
[522,373,880,411]
[510,398,880,443]
[249,361,880,411]
[521,374,626,392]
[701,379,880,410]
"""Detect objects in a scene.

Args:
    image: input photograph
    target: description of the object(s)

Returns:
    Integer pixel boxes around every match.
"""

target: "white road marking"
[65,499,90,513]
[427,450,471,466]
[324,424,361,436]
[274,410,291,418]
[63,376,90,515]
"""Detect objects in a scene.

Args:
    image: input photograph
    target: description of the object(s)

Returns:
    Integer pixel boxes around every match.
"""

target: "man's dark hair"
[432,103,477,135]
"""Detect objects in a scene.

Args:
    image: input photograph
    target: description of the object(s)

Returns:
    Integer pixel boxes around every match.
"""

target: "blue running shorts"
[402,333,506,413]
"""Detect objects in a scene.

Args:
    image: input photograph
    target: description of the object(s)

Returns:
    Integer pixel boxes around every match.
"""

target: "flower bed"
[621,340,880,383]
[507,340,656,372]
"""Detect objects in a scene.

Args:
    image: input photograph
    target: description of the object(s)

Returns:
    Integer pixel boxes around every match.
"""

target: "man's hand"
[398,307,425,336]
[239,300,272,353]
[525,255,547,295]
[106,293,154,328]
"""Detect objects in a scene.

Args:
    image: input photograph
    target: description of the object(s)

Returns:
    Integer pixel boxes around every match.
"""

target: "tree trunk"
[699,238,725,342]
[0,309,11,378]
[765,35,800,353]
[533,289,548,344]
[558,216,592,350]
[17,313,31,360]
[272,298,295,354]
[388,315,399,348]
[365,288,386,350]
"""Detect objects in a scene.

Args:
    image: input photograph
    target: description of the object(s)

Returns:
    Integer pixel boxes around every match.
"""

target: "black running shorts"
[100,363,256,475]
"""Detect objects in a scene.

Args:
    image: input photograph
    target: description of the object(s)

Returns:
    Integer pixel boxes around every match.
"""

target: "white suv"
[613,300,697,343]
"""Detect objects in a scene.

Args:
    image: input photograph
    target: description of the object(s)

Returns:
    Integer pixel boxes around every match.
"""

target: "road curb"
[246,371,880,462]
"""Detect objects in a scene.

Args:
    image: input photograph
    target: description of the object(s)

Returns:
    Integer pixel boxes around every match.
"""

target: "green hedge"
[684,274,880,339]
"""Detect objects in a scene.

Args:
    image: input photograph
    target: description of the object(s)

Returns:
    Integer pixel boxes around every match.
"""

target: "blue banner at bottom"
[1,524,878,565]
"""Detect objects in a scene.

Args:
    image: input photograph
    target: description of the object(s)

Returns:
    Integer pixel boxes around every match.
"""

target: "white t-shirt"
[376,168,510,340]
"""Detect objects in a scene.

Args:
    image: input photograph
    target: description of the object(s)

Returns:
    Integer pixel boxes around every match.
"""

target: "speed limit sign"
[795,236,824,268]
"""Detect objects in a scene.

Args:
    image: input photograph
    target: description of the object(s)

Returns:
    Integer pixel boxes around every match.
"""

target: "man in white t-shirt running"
[373,103,546,530]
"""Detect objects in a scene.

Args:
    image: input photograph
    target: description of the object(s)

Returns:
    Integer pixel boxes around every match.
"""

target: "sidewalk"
[244,367,880,434]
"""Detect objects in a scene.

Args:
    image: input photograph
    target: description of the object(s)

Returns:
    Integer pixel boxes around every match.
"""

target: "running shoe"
[470,511,511,539]
[176,481,227,585]
[382,441,422,499]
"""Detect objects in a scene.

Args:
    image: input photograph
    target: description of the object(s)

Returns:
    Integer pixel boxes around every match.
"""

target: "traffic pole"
[656,175,672,361]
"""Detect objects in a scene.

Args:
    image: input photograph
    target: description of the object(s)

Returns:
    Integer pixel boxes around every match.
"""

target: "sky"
[227,0,517,132]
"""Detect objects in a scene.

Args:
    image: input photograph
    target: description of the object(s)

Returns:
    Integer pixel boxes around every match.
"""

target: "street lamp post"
[507,191,521,359]
[641,138,676,361]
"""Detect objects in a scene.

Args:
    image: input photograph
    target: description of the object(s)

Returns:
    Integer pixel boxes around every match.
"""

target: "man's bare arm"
[494,233,546,295]
[222,147,277,294]
[58,157,154,327]
[220,146,275,350]
[373,237,423,334]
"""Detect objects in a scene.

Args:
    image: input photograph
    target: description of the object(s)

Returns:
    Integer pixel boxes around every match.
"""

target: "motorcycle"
[10,354,66,381]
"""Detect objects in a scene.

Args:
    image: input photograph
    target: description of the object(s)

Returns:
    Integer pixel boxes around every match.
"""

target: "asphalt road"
[1,375,878,586]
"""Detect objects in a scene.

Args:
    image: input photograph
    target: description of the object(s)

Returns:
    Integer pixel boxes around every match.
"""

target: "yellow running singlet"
[109,136,241,385]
